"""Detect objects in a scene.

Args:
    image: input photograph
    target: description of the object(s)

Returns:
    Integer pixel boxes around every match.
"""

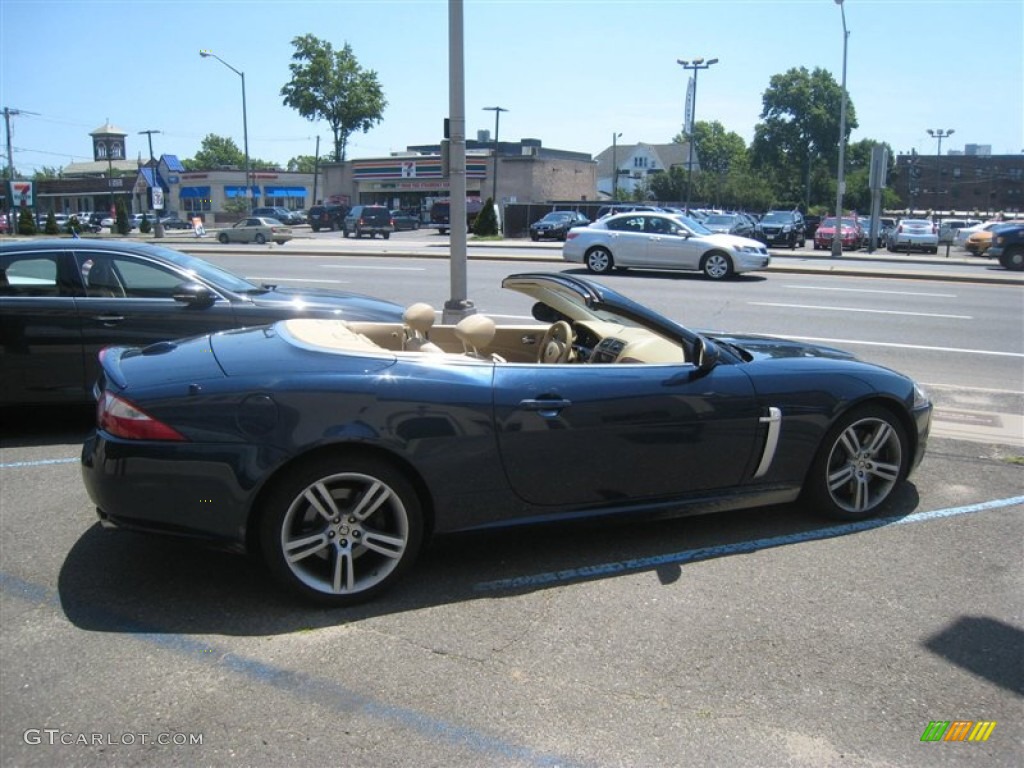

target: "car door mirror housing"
[693,337,719,376]
[173,282,215,308]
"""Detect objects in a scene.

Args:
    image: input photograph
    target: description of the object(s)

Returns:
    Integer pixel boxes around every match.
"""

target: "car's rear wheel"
[217,233,229,244]
[585,247,613,274]
[260,456,423,606]
[803,404,909,521]
[701,251,733,280]
[255,233,266,244]
[355,228,363,239]
[383,232,390,239]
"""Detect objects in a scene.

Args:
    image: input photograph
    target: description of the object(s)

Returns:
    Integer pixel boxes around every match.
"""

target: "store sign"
[152,187,164,210]
[8,181,33,207]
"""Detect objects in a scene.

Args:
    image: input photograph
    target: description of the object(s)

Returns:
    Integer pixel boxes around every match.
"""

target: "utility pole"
[139,129,164,237]
[3,107,39,233]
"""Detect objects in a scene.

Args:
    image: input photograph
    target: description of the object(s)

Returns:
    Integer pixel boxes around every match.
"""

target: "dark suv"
[307,204,347,232]
[343,205,394,239]
[756,210,805,249]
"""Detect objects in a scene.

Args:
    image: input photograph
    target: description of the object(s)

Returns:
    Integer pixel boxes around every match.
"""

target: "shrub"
[139,214,152,234]
[115,200,131,235]
[44,211,59,235]
[17,208,36,235]
[473,197,499,237]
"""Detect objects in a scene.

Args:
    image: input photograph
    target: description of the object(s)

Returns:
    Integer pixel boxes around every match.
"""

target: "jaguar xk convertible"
[81,273,932,605]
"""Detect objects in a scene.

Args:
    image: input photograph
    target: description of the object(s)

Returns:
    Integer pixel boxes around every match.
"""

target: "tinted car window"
[606,216,645,232]
[0,253,61,297]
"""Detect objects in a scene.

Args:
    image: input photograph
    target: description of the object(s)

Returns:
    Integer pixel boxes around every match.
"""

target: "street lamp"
[199,49,251,212]
[926,128,954,211]
[139,129,164,237]
[676,57,718,214]
[482,106,507,210]
[831,0,849,258]
[611,131,622,198]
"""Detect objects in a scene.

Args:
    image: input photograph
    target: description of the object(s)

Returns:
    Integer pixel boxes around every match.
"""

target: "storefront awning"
[263,186,306,197]
[179,186,211,199]
[224,185,261,198]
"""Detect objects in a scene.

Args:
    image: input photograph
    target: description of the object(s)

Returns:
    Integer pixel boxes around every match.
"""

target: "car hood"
[703,331,857,362]
[703,233,765,249]
[245,286,404,321]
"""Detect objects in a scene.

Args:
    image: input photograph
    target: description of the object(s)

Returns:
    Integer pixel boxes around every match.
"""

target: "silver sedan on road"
[888,218,939,254]
[562,211,770,280]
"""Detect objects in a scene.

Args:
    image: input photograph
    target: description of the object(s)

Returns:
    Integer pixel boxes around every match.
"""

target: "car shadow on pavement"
[57,482,920,637]
[559,267,767,283]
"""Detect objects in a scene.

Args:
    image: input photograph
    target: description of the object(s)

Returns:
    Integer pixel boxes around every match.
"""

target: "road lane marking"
[318,264,426,271]
[473,495,1024,593]
[750,302,972,320]
[784,285,957,298]
[245,277,349,284]
[780,335,1023,358]
[0,457,78,469]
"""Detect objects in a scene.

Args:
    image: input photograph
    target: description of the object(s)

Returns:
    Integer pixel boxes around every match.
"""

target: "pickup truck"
[988,223,1024,271]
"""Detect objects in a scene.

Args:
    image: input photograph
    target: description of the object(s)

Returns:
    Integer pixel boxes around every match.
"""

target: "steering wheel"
[537,321,575,364]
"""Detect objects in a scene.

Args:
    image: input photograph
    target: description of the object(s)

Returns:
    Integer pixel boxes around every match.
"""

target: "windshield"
[668,215,712,235]
[543,212,573,221]
[703,215,735,226]
[761,212,793,224]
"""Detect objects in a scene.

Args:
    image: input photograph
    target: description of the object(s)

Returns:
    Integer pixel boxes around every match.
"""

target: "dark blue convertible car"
[81,273,932,605]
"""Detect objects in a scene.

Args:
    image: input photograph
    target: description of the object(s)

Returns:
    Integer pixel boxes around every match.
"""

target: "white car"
[888,219,939,253]
[562,211,770,280]
[955,220,1005,247]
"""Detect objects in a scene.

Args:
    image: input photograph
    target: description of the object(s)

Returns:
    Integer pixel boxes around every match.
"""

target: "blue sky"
[1,0,1021,175]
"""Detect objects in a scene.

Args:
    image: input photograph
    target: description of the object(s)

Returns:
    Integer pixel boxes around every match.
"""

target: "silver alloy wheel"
[586,247,613,274]
[702,252,732,279]
[824,416,903,515]
[279,471,410,598]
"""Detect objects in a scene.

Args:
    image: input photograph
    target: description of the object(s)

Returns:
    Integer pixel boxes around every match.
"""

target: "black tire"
[802,404,909,521]
[701,251,734,280]
[217,233,229,244]
[531,233,539,242]
[355,228,363,239]
[255,233,266,245]
[259,455,423,606]
[585,247,614,275]
[999,246,1024,271]
[311,225,320,233]
[342,227,350,238]
[383,232,390,240]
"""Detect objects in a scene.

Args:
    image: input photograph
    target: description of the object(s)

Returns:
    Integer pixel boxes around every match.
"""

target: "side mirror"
[692,337,719,377]
[532,302,562,323]
[172,282,215,308]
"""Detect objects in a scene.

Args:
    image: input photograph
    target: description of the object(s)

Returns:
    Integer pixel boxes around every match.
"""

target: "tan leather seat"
[454,314,503,361]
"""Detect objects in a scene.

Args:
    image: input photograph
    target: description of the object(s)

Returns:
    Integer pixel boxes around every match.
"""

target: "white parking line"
[318,264,426,271]
[749,302,972,320]
[246,277,349,284]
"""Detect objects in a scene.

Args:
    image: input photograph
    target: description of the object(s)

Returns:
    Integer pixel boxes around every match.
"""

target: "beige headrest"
[454,314,496,351]
[403,302,436,335]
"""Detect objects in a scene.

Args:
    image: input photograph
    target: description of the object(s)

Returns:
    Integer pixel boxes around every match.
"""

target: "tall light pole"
[482,106,507,208]
[831,0,849,258]
[926,128,954,212]
[139,129,164,237]
[611,131,622,199]
[676,57,718,214]
[199,50,251,212]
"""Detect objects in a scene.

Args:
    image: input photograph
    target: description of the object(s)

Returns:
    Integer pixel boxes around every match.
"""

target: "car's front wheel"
[585,247,614,274]
[701,251,733,280]
[999,245,1024,270]
[803,404,909,521]
[217,233,229,244]
[259,455,423,606]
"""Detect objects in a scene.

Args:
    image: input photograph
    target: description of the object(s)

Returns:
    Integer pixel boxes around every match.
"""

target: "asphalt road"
[1,232,1021,767]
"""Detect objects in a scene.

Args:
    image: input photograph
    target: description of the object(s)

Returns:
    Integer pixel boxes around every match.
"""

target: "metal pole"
[677,58,718,215]
[831,0,849,258]
[927,128,954,214]
[611,132,620,198]
[200,50,251,212]
[139,129,164,237]
[443,0,474,323]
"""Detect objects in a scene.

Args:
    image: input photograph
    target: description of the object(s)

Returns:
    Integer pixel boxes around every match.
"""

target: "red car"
[814,216,861,250]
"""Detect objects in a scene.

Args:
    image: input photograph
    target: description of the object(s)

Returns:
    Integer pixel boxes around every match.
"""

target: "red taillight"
[97,391,187,441]
[566,231,579,241]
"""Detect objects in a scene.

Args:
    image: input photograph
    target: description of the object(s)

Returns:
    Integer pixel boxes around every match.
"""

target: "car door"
[602,215,649,266]
[493,360,760,507]
[72,250,241,387]
[644,216,702,270]
[0,247,86,403]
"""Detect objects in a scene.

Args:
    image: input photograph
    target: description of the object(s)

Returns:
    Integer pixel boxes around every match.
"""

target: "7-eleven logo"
[921,720,997,742]
[9,181,33,207]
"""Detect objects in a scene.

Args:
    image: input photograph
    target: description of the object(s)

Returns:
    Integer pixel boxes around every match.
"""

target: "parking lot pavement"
[1,407,1021,767]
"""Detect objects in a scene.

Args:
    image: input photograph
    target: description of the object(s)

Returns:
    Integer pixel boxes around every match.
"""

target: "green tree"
[43,211,59,235]
[33,166,62,180]
[472,197,499,237]
[115,200,130,235]
[287,155,319,173]
[281,35,387,162]
[184,134,246,170]
[139,213,152,234]
[673,121,749,209]
[751,66,858,209]
[17,208,35,235]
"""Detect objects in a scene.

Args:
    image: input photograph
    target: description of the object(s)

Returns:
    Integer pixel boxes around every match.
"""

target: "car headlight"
[735,245,762,254]
[782,225,791,233]
[913,382,930,408]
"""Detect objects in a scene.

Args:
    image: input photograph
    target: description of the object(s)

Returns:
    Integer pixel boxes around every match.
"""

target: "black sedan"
[0,239,403,405]
[390,209,421,231]
[701,213,755,238]
[529,211,590,241]
[81,272,931,606]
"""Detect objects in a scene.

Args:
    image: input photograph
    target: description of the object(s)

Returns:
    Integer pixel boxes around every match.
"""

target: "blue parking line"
[473,495,1024,593]
[0,457,78,469]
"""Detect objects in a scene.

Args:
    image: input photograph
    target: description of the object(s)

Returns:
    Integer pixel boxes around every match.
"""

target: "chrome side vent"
[753,407,782,479]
